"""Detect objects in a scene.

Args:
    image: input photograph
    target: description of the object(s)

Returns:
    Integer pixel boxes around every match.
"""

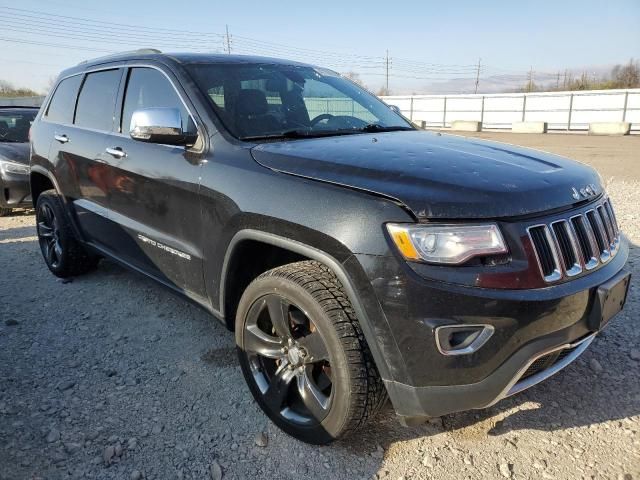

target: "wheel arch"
[219,229,392,381]
[29,166,58,208]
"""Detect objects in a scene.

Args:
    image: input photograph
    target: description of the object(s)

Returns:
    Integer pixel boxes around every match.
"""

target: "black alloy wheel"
[243,293,333,425]
[37,202,62,270]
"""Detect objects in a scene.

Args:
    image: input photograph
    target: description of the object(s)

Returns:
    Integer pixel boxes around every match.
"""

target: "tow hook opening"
[435,324,495,356]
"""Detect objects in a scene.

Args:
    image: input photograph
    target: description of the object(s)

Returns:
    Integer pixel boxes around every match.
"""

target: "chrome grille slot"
[604,199,619,235]
[597,205,614,245]
[527,225,561,281]
[551,221,582,276]
[528,198,620,283]
[570,215,599,270]
[586,210,607,255]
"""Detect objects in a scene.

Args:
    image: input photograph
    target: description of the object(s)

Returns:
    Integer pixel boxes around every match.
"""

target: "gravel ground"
[1,134,639,480]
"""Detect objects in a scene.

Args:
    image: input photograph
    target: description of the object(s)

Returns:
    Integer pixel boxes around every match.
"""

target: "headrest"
[236,89,269,116]
[16,118,31,129]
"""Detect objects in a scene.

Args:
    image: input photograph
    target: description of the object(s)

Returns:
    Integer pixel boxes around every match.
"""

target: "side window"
[75,69,122,131]
[121,68,193,134]
[45,75,82,124]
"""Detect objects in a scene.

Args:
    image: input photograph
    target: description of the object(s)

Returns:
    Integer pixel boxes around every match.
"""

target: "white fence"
[0,96,45,107]
[381,89,640,132]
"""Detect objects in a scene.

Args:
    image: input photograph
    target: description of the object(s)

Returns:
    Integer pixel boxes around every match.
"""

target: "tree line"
[0,80,41,98]
[522,59,640,92]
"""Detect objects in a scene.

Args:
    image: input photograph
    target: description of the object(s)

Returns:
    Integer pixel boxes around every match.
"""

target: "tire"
[235,260,387,444]
[35,190,99,278]
[0,207,11,217]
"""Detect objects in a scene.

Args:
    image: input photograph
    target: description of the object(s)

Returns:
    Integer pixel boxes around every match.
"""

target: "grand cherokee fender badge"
[137,234,191,260]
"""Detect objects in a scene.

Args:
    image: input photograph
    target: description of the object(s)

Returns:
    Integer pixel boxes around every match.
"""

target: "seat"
[235,89,281,137]
[14,119,31,142]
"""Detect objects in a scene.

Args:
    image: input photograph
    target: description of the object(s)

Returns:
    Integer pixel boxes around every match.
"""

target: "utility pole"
[527,66,534,92]
[556,72,560,90]
[474,57,481,94]
[225,25,232,54]
[385,50,390,95]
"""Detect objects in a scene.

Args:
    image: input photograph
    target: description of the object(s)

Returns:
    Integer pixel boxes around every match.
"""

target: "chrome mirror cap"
[129,108,195,146]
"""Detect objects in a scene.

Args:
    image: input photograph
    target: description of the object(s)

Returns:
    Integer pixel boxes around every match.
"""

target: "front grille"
[527,198,620,283]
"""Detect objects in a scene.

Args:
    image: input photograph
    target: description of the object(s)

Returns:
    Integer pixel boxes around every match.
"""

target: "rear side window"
[45,75,82,124]
[75,69,122,131]
[121,67,193,134]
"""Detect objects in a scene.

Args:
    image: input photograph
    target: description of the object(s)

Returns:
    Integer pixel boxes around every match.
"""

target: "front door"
[102,66,206,301]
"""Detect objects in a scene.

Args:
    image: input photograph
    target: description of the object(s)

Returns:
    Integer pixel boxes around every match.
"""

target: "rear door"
[43,68,124,245]
[102,65,206,301]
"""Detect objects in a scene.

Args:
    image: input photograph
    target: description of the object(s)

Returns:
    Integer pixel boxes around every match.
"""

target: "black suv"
[29,50,630,444]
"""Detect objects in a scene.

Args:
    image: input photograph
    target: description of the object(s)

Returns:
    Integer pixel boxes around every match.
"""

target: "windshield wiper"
[359,124,415,133]
[240,125,414,141]
[240,129,363,141]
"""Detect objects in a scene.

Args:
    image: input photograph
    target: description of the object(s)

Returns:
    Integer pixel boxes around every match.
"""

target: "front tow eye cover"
[435,324,495,356]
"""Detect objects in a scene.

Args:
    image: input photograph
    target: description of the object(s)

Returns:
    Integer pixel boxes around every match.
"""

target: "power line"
[0,14,221,45]
[0,36,114,53]
[0,5,575,94]
[0,6,222,37]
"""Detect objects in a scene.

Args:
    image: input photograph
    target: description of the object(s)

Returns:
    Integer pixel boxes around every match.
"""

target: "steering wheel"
[310,114,335,126]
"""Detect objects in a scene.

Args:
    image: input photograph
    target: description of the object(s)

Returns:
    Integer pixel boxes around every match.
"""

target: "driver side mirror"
[129,108,197,146]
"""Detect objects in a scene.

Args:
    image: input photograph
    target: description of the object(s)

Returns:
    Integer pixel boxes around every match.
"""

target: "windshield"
[0,109,37,143]
[186,63,413,140]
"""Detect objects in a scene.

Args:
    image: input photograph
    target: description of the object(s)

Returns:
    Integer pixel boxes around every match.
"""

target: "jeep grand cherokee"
[29,50,630,444]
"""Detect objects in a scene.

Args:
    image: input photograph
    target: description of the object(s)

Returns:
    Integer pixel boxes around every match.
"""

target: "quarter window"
[75,69,122,131]
[45,75,82,125]
[121,68,193,134]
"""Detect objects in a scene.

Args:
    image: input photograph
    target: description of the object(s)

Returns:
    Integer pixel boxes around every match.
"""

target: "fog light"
[435,324,494,356]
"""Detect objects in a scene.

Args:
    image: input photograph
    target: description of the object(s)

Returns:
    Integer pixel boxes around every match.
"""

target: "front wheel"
[235,261,387,444]
[0,207,11,217]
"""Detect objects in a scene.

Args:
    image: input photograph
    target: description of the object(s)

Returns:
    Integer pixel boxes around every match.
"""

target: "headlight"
[0,160,30,176]
[386,223,507,264]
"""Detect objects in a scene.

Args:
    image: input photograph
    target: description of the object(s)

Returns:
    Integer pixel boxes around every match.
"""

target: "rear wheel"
[235,260,387,444]
[0,207,11,217]
[35,190,99,278]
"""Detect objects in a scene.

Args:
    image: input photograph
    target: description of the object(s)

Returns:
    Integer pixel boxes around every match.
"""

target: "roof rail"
[77,48,162,65]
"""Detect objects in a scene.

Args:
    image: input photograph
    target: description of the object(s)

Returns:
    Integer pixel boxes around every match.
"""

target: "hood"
[251,131,602,219]
[0,142,30,165]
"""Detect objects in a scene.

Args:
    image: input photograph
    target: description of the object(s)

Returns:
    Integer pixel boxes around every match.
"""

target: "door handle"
[54,134,69,144]
[105,147,127,159]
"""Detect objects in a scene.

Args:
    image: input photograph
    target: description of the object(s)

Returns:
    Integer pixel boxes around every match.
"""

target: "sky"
[1,0,639,95]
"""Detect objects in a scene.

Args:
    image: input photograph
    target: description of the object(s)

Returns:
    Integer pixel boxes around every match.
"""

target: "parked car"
[29,50,630,444]
[0,106,38,216]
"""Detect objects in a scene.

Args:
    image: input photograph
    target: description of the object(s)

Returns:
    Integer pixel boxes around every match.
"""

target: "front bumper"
[385,330,598,421]
[353,236,630,420]
[0,173,32,209]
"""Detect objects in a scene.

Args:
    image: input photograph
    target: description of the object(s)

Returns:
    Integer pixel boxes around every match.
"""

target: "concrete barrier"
[512,121,548,134]
[450,120,482,132]
[588,122,631,135]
